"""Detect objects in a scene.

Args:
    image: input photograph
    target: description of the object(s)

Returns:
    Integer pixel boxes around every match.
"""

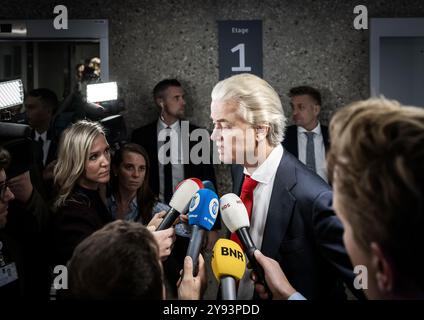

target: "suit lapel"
[292,128,299,158]
[184,122,193,179]
[322,125,330,152]
[261,152,297,258]
[231,164,244,195]
[148,123,160,194]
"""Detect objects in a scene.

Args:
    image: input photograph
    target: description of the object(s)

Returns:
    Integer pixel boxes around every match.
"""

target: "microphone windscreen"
[169,178,202,213]
[202,180,216,193]
[211,239,246,281]
[219,193,250,232]
[175,177,204,191]
[188,188,219,230]
[188,178,204,189]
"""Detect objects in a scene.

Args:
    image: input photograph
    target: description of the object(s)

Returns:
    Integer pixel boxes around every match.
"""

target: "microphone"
[211,239,246,300]
[219,193,272,299]
[202,180,216,193]
[186,188,219,275]
[156,178,203,231]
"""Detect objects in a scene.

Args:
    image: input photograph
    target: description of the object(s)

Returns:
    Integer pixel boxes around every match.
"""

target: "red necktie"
[230,175,258,248]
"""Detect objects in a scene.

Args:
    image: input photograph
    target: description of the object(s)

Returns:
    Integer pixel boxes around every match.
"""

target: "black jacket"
[231,152,363,300]
[282,124,329,158]
[131,120,217,195]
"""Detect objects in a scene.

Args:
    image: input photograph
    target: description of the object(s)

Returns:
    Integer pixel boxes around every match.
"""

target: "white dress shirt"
[297,123,327,182]
[34,131,51,166]
[237,144,284,300]
[157,118,185,202]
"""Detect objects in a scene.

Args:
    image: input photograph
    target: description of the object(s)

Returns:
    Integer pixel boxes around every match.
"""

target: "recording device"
[0,80,42,178]
[58,81,125,123]
[0,79,25,123]
[219,193,272,299]
[211,239,246,300]
[100,114,128,147]
[0,122,32,179]
[156,178,204,231]
[186,188,219,275]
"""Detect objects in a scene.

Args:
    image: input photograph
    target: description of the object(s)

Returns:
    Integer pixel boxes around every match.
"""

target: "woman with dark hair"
[108,143,175,261]
[109,143,169,226]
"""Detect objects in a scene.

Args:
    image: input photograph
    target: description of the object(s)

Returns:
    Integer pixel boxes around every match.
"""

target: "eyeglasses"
[0,182,10,201]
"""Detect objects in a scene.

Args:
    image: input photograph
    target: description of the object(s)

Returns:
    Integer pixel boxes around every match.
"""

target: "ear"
[255,125,269,142]
[156,98,164,109]
[370,242,394,295]
[313,104,321,116]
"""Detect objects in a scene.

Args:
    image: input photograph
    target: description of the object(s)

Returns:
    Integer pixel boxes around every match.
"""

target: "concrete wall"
[3,0,424,300]
[2,0,424,194]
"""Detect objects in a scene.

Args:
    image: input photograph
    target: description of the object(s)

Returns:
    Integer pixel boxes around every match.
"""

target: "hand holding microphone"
[219,193,272,299]
[251,250,297,300]
[186,188,219,276]
[156,178,203,231]
[177,254,206,300]
[211,239,246,300]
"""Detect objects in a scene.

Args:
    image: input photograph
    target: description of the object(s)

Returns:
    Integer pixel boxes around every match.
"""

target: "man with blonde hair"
[210,73,360,300]
[327,98,424,299]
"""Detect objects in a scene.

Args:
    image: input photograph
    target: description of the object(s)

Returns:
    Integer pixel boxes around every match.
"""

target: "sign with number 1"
[218,20,262,80]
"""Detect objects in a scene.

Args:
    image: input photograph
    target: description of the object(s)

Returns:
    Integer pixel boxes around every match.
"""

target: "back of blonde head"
[54,120,106,208]
[327,98,424,292]
[211,73,286,146]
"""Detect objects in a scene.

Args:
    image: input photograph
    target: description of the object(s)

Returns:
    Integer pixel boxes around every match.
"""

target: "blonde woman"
[50,120,113,266]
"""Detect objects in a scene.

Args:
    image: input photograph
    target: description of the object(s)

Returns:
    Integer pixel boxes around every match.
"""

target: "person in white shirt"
[25,88,59,199]
[25,88,58,168]
[131,79,219,298]
[282,86,329,182]
[210,74,362,300]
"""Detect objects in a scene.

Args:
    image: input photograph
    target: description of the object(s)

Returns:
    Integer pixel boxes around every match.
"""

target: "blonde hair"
[54,120,106,208]
[327,98,424,291]
[211,73,286,146]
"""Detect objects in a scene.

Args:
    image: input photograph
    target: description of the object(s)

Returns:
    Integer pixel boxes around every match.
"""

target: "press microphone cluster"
[186,188,219,275]
[156,178,204,231]
[219,193,272,299]
[211,239,246,300]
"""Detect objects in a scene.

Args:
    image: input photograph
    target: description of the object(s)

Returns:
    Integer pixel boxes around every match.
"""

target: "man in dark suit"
[131,79,218,297]
[131,79,216,200]
[25,88,59,200]
[282,86,329,182]
[210,74,362,300]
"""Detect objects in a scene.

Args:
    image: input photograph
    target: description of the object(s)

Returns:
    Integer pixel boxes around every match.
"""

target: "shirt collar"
[243,144,284,184]
[157,117,180,131]
[35,131,48,141]
[297,122,321,135]
[109,195,139,219]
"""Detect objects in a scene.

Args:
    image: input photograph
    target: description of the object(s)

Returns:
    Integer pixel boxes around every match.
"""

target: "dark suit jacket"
[282,124,329,158]
[30,128,58,201]
[231,152,362,300]
[131,120,217,196]
[31,128,58,169]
